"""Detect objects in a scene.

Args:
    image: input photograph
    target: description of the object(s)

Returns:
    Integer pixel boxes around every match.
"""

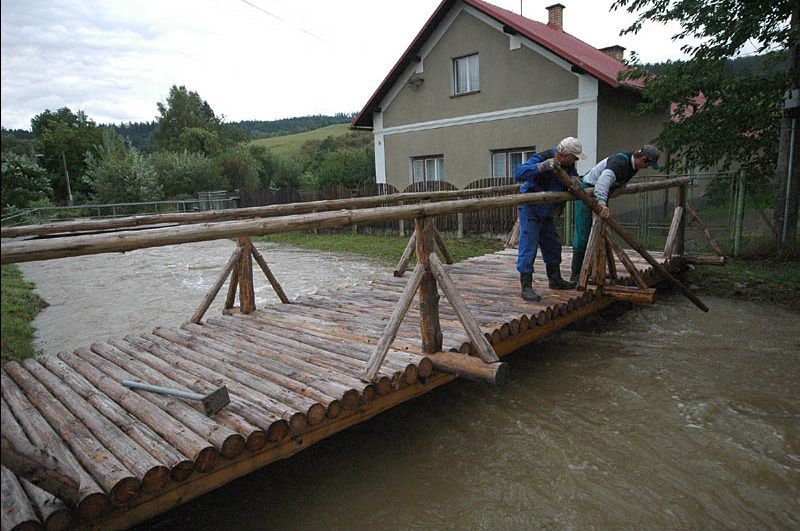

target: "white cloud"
[1,0,696,130]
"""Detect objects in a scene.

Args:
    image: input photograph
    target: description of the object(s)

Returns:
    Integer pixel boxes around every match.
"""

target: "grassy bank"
[684,258,800,313]
[254,232,505,265]
[1,265,47,366]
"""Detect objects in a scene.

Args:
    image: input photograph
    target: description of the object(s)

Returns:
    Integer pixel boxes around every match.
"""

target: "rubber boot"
[569,250,586,284]
[519,272,542,302]
[547,263,576,290]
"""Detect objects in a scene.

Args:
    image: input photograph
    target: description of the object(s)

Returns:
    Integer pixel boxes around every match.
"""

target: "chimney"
[546,3,565,30]
[600,45,626,62]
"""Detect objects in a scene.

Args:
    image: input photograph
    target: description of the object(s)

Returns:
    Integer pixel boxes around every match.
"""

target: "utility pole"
[774,0,800,244]
[61,152,73,206]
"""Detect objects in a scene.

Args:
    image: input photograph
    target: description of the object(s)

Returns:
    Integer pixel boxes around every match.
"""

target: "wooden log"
[393,231,417,277]
[3,364,140,507]
[1,183,524,238]
[601,285,656,304]
[0,373,107,520]
[58,350,218,474]
[85,343,246,460]
[22,359,169,494]
[224,266,239,310]
[364,262,424,382]
[149,328,312,434]
[428,254,499,364]
[604,233,648,289]
[416,217,442,354]
[605,238,618,280]
[592,220,607,287]
[432,226,453,265]
[681,254,727,266]
[190,246,241,324]
[426,352,509,385]
[237,237,256,314]
[663,206,684,259]
[579,215,604,290]
[675,184,687,256]
[38,356,194,483]
[504,218,520,248]
[20,477,71,531]
[107,339,267,452]
[1,177,693,264]
[1,465,42,531]
[0,438,80,509]
[125,334,295,437]
[556,168,708,311]
[685,204,724,256]
[250,245,290,303]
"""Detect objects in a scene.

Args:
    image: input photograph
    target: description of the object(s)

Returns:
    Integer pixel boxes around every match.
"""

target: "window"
[491,148,536,178]
[411,156,445,183]
[453,54,479,95]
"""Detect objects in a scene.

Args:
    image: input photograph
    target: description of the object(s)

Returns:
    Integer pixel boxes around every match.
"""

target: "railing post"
[415,217,442,353]
[675,182,688,256]
[457,213,464,239]
[237,236,256,314]
[733,170,746,256]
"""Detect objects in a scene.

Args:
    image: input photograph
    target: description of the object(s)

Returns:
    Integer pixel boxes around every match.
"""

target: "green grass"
[254,232,505,265]
[1,265,47,366]
[685,257,800,313]
[248,124,352,156]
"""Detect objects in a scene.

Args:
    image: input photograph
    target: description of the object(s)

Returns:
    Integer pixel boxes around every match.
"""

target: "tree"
[215,146,260,190]
[153,85,220,151]
[1,153,52,210]
[84,130,162,203]
[30,108,104,203]
[249,145,302,190]
[612,0,799,241]
[152,150,225,198]
[315,145,375,190]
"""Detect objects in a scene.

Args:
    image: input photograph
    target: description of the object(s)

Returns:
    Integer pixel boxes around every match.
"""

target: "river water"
[18,247,800,529]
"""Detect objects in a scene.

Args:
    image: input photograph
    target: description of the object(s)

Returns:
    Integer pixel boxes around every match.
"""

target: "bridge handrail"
[0,177,692,265]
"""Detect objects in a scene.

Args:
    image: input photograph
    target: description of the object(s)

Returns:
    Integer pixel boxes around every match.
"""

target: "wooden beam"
[0,436,81,507]
[362,263,424,382]
[432,226,454,264]
[237,237,256,314]
[224,266,239,310]
[1,177,694,265]
[425,352,508,385]
[578,215,604,290]
[685,204,724,256]
[415,218,443,354]
[605,238,617,280]
[250,245,290,304]
[505,218,520,248]
[681,254,727,266]
[393,231,416,277]
[592,220,607,287]
[190,247,241,324]
[604,234,648,289]
[664,206,685,259]
[601,285,656,304]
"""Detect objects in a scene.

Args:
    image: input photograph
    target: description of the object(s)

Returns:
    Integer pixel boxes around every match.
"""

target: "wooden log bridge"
[0,177,722,529]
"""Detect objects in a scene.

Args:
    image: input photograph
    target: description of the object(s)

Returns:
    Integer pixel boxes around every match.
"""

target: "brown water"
[18,252,800,529]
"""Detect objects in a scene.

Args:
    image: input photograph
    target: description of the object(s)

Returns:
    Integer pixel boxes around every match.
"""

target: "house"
[351,0,668,191]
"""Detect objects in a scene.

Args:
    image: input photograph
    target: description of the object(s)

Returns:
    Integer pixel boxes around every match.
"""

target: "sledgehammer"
[122,380,230,416]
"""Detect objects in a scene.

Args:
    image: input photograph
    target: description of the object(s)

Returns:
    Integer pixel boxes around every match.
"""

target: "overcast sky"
[1,0,698,131]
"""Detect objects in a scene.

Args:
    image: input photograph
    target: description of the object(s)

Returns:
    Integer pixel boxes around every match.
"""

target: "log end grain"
[288,413,308,434]
[361,384,377,403]
[169,461,194,483]
[192,448,218,474]
[266,420,289,443]
[325,400,343,419]
[341,390,360,411]
[219,434,247,460]
[306,404,326,426]
[416,357,433,378]
[108,477,140,507]
[245,431,267,453]
[43,507,72,531]
[141,466,169,493]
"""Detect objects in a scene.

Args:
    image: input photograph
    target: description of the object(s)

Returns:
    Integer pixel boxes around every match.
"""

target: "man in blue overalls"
[570,145,661,282]
[514,137,585,301]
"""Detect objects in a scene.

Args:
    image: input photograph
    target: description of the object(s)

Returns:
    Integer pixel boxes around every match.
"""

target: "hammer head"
[201,385,230,416]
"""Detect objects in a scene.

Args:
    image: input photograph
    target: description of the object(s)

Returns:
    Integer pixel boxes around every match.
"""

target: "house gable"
[382,7,579,130]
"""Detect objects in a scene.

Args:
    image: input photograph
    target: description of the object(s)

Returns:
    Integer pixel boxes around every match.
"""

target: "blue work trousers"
[516,210,562,274]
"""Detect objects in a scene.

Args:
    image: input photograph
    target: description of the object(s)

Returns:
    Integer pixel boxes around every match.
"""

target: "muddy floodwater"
[18,247,800,529]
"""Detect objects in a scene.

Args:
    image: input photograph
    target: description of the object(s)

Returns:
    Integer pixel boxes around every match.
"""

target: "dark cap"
[638,144,661,169]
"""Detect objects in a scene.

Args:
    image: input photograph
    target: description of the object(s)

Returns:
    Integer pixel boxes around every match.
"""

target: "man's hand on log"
[598,205,610,219]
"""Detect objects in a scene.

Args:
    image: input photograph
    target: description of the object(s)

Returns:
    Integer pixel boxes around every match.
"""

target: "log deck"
[1,246,671,530]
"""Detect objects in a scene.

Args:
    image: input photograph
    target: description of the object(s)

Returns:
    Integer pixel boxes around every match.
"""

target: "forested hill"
[109,113,356,152]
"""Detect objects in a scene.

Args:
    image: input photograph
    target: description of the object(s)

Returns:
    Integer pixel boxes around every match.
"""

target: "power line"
[238,0,326,43]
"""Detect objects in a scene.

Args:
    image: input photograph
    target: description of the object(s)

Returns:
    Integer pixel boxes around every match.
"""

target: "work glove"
[536,158,560,173]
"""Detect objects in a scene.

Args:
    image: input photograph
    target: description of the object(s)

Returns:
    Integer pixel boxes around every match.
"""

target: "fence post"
[675,183,687,255]
[457,213,464,239]
[733,170,746,256]
[398,201,405,237]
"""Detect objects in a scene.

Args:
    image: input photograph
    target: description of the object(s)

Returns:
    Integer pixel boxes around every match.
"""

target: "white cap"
[557,137,586,159]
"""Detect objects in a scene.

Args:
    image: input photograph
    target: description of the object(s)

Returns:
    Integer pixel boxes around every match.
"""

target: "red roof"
[352,0,640,129]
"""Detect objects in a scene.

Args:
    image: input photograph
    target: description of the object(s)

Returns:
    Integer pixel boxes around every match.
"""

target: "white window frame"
[411,155,445,183]
[491,147,536,178]
[453,53,479,95]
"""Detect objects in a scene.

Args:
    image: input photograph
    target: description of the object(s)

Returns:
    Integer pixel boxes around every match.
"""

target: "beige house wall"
[382,10,578,129]
[384,110,577,190]
[596,84,667,165]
